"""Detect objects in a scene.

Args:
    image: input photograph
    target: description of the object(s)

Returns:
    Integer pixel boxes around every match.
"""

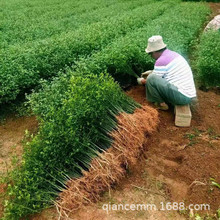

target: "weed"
[184,133,198,146]
[207,128,220,140]
[141,170,148,179]
[210,178,220,190]
[195,214,202,220]
[184,127,203,146]
[135,210,145,217]
[155,180,164,190]
[179,208,187,215]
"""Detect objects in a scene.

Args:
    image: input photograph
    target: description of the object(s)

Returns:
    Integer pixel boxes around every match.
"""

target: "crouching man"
[138,35,197,110]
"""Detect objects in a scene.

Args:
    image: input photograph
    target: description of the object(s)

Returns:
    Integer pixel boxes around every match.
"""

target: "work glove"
[141,70,153,79]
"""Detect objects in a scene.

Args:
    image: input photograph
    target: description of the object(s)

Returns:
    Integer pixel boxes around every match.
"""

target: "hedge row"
[0,0,172,104]
[0,0,154,48]
[3,73,139,220]
[183,0,219,2]
[195,30,220,87]
[72,2,210,87]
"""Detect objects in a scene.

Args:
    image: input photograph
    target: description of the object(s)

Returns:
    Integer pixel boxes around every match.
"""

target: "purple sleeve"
[155,49,180,67]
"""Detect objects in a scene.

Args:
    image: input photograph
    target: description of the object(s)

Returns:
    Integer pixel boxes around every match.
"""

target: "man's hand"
[141,78,146,85]
[141,70,153,79]
[137,77,146,85]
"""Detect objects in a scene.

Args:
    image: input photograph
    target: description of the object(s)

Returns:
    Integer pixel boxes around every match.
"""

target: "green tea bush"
[0,0,154,48]
[73,2,210,86]
[0,1,172,104]
[3,73,139,219]
[150,2,210,55]
[195,30,220,87]
[183,0,219,2]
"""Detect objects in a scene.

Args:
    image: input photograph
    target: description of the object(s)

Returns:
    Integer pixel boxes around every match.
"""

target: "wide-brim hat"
[145,35,167,53]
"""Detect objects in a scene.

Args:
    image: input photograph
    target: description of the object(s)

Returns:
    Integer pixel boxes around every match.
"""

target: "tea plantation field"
[1,0,219,219]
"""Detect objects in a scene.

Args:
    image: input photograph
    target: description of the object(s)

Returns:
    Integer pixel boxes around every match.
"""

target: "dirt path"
[209,2,220,17]
[0,115,38,218]
[0,116,38,175]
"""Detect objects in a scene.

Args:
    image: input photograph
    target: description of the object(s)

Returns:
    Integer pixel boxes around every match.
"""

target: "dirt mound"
[57,105,159,218]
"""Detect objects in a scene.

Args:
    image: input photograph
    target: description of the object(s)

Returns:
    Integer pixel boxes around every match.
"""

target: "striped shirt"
[152,49,196,98]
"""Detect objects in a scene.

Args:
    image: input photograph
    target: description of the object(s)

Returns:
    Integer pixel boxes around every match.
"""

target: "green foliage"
[1,0,212,219]
[210,178,220,189]
[217,209,220,218]
[73,2,210,86]
[0,0,155,48]
[0,0,169,104]
[0,0,210,104]
[3,73,139,219]
[183,0,219,2]
[195,31,220,88]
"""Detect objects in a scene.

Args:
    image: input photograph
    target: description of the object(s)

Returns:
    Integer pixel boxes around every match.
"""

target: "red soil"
[127,86,220,215]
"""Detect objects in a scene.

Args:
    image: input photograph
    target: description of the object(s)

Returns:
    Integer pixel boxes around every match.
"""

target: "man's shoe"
[154,102,169,111]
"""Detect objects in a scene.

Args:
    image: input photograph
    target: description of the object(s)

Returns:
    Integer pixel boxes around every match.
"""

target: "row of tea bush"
[195,30,220,88]
[0,0,172,104]
[0,0,154,48]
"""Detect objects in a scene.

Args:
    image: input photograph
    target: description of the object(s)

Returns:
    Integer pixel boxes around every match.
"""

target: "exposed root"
[56,105,159,217]
[189,180,206,188]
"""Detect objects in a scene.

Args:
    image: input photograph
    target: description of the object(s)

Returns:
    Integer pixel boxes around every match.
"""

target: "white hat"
[145,35,167,53]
